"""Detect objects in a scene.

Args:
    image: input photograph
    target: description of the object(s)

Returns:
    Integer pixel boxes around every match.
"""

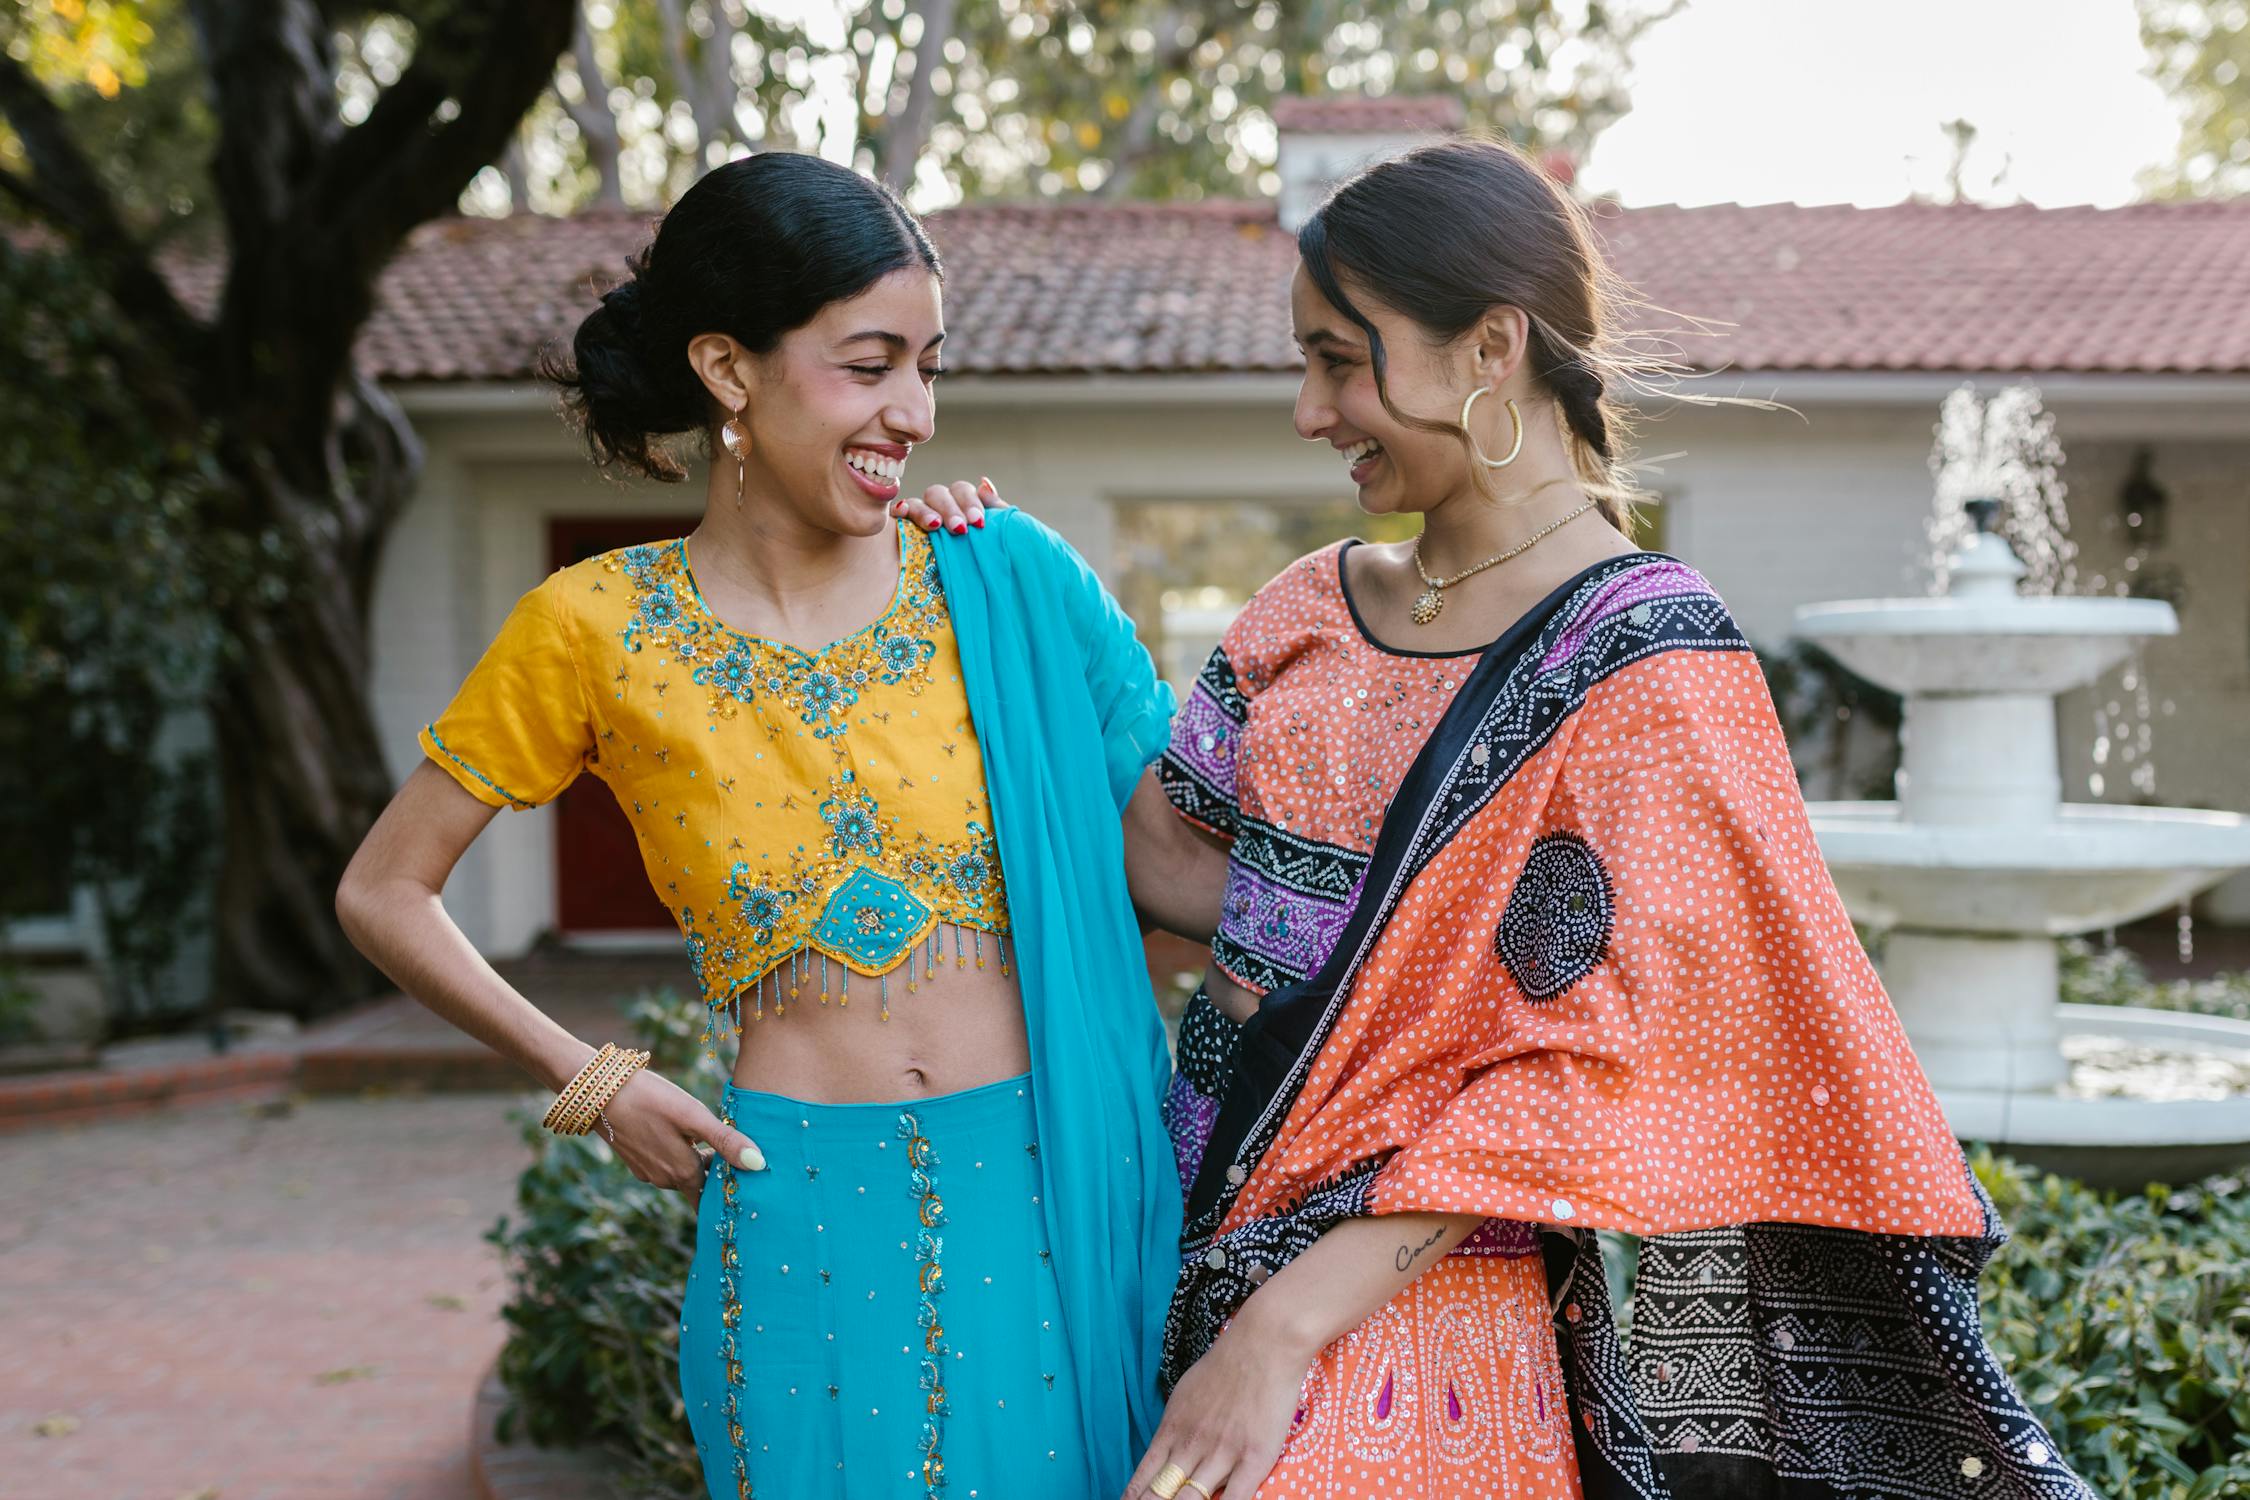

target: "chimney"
[1272,94,1467,232]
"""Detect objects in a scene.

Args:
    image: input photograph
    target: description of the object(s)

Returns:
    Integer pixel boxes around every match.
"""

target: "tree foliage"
[0,243,236,1021]
[2139,0,2250,198]
[481,0,1668,211]
[1,0,214,232]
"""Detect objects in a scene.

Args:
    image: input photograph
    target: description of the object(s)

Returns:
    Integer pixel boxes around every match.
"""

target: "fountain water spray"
[1925,383,2076,596]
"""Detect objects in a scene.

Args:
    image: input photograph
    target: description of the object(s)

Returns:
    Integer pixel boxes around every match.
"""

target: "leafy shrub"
[2062,938,2250,1023]
[486,991,719,1498]
[1977,1151,2250,1498]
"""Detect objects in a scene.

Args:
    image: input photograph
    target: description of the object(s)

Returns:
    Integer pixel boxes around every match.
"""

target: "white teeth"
[845,449,904,482]
[1342,439,1382,464]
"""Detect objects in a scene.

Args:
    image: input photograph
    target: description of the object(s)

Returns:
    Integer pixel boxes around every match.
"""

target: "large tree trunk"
[189,0,574,1015]
[209,373,421,1012]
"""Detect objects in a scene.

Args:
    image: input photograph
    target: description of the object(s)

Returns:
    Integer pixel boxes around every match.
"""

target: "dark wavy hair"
[541,153,942,482]
[1298,136,1677,532]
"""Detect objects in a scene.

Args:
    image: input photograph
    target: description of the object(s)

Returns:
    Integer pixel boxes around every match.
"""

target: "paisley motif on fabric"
[1427,1299,1498,1467]
[1337,1300,1418,1466]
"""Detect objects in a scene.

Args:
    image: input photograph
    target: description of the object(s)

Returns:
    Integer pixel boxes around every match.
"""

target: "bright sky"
[1583,0,2186,207]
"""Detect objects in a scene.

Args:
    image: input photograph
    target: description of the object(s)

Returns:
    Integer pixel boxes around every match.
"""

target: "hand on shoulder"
[892,476,1011,535]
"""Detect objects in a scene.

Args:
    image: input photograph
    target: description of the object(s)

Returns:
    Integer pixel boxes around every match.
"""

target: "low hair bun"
[539,154,942,486]
[542,259,708,482]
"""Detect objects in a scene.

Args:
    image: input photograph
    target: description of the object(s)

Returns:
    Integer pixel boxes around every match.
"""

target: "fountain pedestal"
[1795,512,2250,1183]
[1881,933,2063,1092]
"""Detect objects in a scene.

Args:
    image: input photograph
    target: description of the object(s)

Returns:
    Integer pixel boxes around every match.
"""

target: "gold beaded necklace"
[1409,498,1599,626]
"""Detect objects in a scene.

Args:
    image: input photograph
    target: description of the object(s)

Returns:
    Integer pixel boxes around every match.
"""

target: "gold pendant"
[1410,586,1445,626]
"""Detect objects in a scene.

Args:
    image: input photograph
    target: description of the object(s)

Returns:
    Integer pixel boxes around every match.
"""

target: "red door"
[550,516,698,933]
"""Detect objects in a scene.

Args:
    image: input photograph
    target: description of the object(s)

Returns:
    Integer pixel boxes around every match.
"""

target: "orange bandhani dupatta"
[1162,555,2093,1499]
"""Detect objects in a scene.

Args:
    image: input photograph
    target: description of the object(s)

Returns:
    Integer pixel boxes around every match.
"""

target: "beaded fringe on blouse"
[700,927,1014,1052]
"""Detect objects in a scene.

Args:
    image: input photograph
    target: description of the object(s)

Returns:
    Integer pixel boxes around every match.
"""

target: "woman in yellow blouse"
[336,152,1214,1500]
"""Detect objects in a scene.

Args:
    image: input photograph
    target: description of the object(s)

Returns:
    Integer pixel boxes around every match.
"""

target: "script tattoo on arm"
[1394,1222,1449,1273]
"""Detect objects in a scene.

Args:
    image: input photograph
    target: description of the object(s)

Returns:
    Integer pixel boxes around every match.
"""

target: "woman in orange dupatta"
[1124,139,2093,1500]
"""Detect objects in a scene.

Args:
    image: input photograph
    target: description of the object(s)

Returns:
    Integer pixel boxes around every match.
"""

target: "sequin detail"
[596,525,1009,1016]
[900,1109,949,1496]
[714,1160,753,1499]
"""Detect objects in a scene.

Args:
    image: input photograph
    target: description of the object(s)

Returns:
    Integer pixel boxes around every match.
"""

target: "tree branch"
[565,0,626,207]
[280,1,573,394]
[299,0,576,253]
[499,134,533,210]
[184,0,337,260]
[700,0,746,150]
[652,0,753,157]
[0,52,208,373]
[1093,4,1226,199]
[880,0,958,190]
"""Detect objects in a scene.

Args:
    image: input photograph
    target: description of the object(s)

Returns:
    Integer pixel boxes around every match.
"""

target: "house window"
[1111,497,1417,690]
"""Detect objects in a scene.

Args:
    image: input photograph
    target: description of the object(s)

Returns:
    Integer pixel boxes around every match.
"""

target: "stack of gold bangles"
[543,1042,651,1137]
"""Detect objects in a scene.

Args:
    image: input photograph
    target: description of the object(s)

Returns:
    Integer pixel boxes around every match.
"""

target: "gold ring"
[1182,1482,1214,1499]
[1149,1462,1191,1499]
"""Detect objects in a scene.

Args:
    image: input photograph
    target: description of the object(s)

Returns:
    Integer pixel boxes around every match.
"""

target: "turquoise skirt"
[678,1073,1090,1499]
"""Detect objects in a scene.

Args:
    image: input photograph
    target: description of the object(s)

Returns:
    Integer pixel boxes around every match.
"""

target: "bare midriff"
[726,921,1030,1102]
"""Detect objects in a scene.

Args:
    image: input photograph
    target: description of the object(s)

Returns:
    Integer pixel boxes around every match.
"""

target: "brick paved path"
[1,1092,537,1500]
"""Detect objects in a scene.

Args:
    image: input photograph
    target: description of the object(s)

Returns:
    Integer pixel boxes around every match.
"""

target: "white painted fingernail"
[740,1144,765,1171]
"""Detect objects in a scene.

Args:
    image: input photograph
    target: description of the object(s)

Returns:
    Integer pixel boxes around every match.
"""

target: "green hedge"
[1976,1151,2250,1496]
[487,993,714,1498]
[2062,938,2250,1023]
[489,992,2250,1498]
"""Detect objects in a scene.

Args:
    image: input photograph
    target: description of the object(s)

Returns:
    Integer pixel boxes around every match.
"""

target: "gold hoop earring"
[720,406,749,507]
[1460,387,1524,469]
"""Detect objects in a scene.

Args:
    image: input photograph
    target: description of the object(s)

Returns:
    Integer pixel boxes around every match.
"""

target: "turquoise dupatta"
[930,510,1182,1494]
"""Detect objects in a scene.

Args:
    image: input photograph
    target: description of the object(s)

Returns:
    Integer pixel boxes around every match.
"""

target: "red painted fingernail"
[924,519,940,530]
[949,521,967,534]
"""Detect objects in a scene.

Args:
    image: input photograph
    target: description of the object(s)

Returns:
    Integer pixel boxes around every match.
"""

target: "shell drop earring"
[720,406,749,506]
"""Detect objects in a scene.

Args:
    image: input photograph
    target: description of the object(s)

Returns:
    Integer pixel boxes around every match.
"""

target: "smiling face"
[732,267,946,537]
[1290,264,1479,518]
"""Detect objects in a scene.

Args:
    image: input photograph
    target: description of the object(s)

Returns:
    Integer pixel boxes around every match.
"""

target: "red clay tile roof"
[1597,200,2250,376]
[1270,96,1468,133]
[345,196,2250,383]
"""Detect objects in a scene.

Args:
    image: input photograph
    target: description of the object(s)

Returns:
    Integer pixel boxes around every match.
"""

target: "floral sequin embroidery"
[597,526,1010,1017]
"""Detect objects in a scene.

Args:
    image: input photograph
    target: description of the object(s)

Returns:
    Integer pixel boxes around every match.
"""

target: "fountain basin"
[1940,1005,2250,1187]
[1809,802,2250,934]
[1794,595,2176,696]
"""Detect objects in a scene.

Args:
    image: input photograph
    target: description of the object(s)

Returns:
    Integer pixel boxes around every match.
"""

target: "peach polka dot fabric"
[1206,540,1478,854]
[1226,642,1985,1245]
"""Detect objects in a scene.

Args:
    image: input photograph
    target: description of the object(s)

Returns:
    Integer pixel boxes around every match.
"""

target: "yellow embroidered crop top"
[419,522,1010,1016]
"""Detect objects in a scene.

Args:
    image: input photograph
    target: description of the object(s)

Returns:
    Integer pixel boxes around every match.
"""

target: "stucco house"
[317,102,2250,959]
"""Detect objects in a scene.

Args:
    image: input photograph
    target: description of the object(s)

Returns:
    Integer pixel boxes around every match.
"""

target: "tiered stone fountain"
[1797,501,2250,1183]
